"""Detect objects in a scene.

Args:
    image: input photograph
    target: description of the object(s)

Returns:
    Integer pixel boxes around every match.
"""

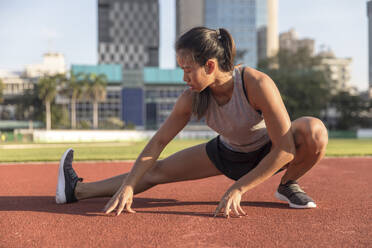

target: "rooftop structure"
[25,52,67,78]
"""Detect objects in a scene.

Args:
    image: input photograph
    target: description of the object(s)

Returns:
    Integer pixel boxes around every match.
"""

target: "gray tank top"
[205,67,270,153]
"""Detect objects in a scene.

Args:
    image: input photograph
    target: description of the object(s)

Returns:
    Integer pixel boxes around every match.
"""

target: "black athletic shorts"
[206,136,282,181]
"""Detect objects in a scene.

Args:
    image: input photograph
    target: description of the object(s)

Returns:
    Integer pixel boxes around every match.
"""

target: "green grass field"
[0,139,371,163]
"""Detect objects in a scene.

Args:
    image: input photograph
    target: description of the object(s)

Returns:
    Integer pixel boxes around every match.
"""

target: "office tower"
[176,0,204,38]
[98,0,159,70]
[176,0,278,67]
[204,0,256,66]
[367,0,372,97]
[257,0,278,61]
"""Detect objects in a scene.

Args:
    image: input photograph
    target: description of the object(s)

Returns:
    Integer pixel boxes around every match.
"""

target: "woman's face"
[176,51,212,92]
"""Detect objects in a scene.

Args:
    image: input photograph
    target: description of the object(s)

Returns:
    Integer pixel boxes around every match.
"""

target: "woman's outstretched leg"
[59,143,222,203]
[74,173,127,200]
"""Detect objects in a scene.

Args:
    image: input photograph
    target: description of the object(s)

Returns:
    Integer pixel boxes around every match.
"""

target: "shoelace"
[66,167,83,183]
[286,183,305,194]
[280,183,306,198]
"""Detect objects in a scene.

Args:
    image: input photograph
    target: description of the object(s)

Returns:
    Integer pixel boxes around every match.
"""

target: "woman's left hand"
[214,188,247,218]
[104,184,136,216]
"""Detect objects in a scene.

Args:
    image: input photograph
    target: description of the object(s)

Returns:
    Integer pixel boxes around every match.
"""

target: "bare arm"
[232,70,295,192]
[124,89,193,187]
[104,89,193,215]
[215,69,295,217]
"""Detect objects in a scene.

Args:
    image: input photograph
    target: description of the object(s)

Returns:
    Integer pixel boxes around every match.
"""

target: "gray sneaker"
[56,148,83,204]
[275,180,316,208]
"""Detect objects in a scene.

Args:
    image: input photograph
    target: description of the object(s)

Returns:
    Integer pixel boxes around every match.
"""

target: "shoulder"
[173,88,193,116]
[179,88,193,105]
[241,67,278,107]
[241,67,273,88]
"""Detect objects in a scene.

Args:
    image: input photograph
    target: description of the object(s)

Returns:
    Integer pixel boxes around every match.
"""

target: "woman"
[56,27,328,218]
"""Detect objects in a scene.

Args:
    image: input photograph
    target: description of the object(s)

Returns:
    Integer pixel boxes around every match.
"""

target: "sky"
[0,0,369,90]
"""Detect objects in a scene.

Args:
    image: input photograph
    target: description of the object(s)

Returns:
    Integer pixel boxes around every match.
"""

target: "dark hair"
[176,26,236,72]
[176,27,236,119]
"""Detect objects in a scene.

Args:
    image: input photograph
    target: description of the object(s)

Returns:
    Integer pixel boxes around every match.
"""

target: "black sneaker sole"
[56,148,73,204]
[275,191,317,209]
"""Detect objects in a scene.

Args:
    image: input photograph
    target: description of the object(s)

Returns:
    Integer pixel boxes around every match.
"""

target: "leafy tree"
[329,91,372,130]
[60,72,85,129]
[83,73,107,129]
[15,85,70,129]
[37,74,66,130]
[0,78,4,103]
[51,104,70,129]
[258,47,331,120]
[15,87,43,121]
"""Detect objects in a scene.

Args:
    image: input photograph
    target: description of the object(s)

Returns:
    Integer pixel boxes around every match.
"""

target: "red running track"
[0,158,371,247]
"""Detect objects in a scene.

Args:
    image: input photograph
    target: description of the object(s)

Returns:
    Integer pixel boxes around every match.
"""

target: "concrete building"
[0,70,35,119]
[176,0,278,67]
[0,52,65,120]
[278,29,352,93]
[98,0,159,71]
[279,29,315,55]
[367,0,372,97]
[0,70,34,97]
[25,53,67,78]
[318,50,353,93]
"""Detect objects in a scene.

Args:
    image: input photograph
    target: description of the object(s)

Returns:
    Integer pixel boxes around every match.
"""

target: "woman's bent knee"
[304,118,328,154]
[293,117,328,155]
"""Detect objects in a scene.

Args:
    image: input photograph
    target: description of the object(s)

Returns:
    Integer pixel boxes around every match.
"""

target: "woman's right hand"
[103,184,136,216]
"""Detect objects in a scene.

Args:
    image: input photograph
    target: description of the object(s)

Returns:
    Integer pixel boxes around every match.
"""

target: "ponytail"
[176,27,236,119]
[218,28,236,71]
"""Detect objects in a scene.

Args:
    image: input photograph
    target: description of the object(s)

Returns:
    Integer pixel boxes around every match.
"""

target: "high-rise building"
[98,0,159,70]
[204,0,257,67]
[257,0,278,61]
[367,0,372,97]
[176,0,278,67]
[176,0,204,37]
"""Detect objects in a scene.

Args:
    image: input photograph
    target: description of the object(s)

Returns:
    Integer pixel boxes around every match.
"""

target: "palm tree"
[61,72,84,129]
[83,73,107,129]
[38,74,65,130]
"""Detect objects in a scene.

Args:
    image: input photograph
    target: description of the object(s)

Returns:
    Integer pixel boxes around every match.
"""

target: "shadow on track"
[0,196,288,217]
